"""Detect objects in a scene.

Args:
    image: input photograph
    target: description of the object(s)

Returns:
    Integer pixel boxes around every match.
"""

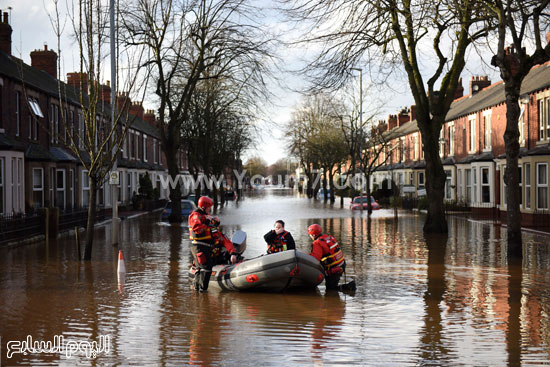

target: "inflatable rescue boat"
[189,231,325,292]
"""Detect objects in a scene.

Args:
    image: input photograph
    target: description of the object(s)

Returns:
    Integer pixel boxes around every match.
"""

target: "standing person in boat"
[264,220,296,254]
[188,196,239,292]
[307,224,346,291]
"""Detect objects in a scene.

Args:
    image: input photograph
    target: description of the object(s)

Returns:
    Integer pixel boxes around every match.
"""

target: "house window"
[481,167,490,203]
[469,115,476,153]
[466,169,472,204]
[518,166,523,208]
[82,170,90,208]
[457,169,462,201]
[536,163,548,210]
[525,163,531,210]
[413,134,418,160]
[0,158,4,214]
[69,169,74,209]
[15,91,21,136]
[473,168,477,203]
[445,170,452,200]
[28,115,32,139]
[158,143,162,164]
[32,168,44,209]
[129,131,134,158]
[11,158,15,210]
[539,97,550,141]
[127,172,132,202]
[135,132,140,160]
[122,133,128,159]
[483,112,491,150]
[28,98,44,118]
[153,139,157,163]
[519,104,525,145]
[17,159,22,212]
[56,169,66,209]
[143,134,148,162]
[50,167,55,207]
[449,124,455,156]
[439,129,444,158]
[418,172,425,187]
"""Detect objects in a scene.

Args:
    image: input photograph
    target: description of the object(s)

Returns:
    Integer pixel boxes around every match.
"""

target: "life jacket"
[188,209,216,244]
[267,231,290,254]
[317,234,345,272]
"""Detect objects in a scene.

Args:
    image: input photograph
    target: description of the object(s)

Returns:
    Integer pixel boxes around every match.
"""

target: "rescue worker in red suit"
[189,196,238,292]
[263,220,296,254]
[308,224,346,290]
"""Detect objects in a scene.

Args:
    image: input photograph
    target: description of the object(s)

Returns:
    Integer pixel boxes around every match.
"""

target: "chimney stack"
[129,101,144,120]
[397,108,410,127]
[387,114,397,131]
[30,44,58,79]
[144,109,156,125]
[67,72,89,96]
[0,11,12,55]
[454,77,464,100]
[409,105,417,121]
[469,75,491,95]
[99,82,111,104]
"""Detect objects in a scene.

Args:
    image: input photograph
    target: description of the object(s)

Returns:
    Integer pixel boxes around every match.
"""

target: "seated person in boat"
[188,196,239,292]
[307,224,346,291]
[264,220,296,254]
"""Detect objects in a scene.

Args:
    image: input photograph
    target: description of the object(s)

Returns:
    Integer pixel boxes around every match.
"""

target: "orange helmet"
[308,224,322,237]
[198,196,213,209]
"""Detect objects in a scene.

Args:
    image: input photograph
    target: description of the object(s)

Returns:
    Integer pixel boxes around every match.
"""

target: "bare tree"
[359,124,398,214]
[285,0,490,233]
[42,0,145,260]
[121,0,274,222]
[286,94,347,201]
[485,0,550,257]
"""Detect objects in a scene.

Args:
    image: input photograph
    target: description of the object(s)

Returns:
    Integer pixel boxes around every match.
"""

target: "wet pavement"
[1,189,550,366]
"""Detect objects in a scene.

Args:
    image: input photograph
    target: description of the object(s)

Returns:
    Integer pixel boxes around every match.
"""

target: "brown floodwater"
[1,189,550,366]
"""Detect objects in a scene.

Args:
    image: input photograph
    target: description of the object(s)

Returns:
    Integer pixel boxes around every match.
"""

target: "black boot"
[199,269,212,292]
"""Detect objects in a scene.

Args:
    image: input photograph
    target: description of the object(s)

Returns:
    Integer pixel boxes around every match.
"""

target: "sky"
[2,0,503,166]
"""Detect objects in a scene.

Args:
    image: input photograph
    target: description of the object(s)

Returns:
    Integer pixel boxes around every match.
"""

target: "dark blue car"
[161,199,197,221]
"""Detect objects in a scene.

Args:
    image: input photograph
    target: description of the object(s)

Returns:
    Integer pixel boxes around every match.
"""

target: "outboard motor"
[231,230,247,254]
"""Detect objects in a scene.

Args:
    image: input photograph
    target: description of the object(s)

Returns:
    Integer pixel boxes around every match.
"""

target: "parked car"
[350,196,380,210]
[161,199,197,221]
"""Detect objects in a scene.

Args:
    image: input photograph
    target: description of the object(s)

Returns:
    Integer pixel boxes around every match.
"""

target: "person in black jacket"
[264,220,296,254]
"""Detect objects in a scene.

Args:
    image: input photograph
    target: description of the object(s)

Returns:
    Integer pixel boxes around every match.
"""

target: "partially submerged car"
[350,196,380,210]
[161,199,197,220]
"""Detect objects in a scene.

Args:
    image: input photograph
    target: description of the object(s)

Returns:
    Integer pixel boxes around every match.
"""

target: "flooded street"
[2,189,550,366]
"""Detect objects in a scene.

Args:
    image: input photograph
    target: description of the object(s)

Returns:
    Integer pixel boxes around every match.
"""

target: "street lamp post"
[110,0,119,246]
[351,67,364,211]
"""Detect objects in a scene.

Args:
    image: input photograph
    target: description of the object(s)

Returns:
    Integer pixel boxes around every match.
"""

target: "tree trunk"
[166,144,182,223]
[422,123,448,233]
[503,83,523,257]
[328,170,335,203]
[83,177,98,261]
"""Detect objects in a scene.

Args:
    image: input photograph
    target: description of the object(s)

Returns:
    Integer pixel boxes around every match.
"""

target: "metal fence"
[59,208,106,232]
[0,212,42,245]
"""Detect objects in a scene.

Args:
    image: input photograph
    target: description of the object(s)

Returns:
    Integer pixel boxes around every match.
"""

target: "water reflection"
[2,191,550,365]
[418,233,451,365]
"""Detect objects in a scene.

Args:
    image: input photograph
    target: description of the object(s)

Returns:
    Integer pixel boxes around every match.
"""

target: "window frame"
[536,162,548,210]
[32,167,44,209]
[525,163,531,210]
